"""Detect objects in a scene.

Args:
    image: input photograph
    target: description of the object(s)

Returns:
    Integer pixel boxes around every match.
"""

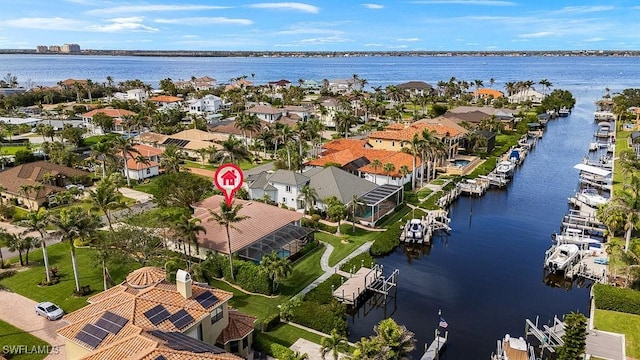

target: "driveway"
[0,291,67,360]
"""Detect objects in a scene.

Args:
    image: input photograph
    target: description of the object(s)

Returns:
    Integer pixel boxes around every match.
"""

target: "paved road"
[0,290,68,360]
[0,222,60,262]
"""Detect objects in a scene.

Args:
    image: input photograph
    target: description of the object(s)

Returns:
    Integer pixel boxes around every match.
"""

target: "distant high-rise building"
[60,43,80,53]
[36,46,48,53]
[48,45,61,52]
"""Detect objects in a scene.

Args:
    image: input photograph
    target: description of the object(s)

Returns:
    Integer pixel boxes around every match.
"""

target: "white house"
[188,94,225,114]
[245,104,284,123]
[126,158,159,181]
[81,108,137,135]
[508,89,545,104]
[328,79,363,94]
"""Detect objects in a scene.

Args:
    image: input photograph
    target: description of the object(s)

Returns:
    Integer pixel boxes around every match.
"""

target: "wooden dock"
[458,178,490,196]
[420,330,447,360]
[561,210,606,235]
[333,265,398,306]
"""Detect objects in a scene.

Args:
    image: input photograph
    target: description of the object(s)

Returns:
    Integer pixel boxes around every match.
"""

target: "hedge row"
[288,274,348,335]
[370,226,400,256]
[196,254,273,295]
[253,335,295,359]
[593,283,640,315]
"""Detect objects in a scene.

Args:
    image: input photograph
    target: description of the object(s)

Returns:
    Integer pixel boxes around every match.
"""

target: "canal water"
[348,100,600,358]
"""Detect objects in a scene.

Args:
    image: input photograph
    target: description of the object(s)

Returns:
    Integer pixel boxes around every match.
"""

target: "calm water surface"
[2,55,637,358]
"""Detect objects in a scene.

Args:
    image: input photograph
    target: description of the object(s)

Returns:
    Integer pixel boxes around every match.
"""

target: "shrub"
[370,229,400,256]
[259,312,281,332]
[290,300,347,335]
[593,283,640,315]
[253,337,294,359]
[340,253,376,272]
[73,285,92,297]
[0,270,17,280]
[236,262,272,295]
[304,274,344,304]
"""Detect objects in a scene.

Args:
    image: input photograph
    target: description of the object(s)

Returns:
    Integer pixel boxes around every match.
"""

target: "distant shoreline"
[2,49,640,57]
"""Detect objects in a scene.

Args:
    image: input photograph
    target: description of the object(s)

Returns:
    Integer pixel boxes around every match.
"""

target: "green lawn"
[256,322,325,347]
[83,134,120,146]
[315,227,377,267]
[0,242,140,313]
[1,145,30,155]
[210,244,325,323]
[132,174,166,196]
[594,309,640,358]
[0,320,50,360]
[183,159,272,171]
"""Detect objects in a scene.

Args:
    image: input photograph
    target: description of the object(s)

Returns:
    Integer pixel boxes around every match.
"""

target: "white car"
[35,302,64,321]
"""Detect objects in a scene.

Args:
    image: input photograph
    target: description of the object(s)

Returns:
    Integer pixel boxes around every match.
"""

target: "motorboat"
[553,228,601,250]
[508,147,526,165]
[588,142,598,151]
[558,107,571,117]
[491,334,535,360]
[544,244,580,272]
[575,188,608,208]
[403,219,426,243]
[495,160,515,178]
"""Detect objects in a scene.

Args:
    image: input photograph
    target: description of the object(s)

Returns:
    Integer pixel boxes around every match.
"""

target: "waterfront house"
[396,81,435,97]
[112,88,148,103]
[193,195,313,262]
[56,266,252,359]
[176,76,217,91]
[267,79,291,93]
[446,106,518,131]
[0,161,90,210]
[473,88,504,100]
[508,89,545,104]
[315,96,343,128]
[187,94,227,117]
[81,107,137,135]
[58,78,87,90]
[327,78,362,94]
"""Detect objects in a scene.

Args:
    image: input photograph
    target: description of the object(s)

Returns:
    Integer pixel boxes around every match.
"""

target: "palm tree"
[351,336,381,360]
[607,176,640,252]
[473,79,483,102]
[373,318,416,359]
[371,159,382,184]
[398,165,410,186]
[0,229,9,268]
[320,329,348,360]
[383,163,395,183]
[160,144,184,173]
[18,209,52,282]
[6,233,26,266]
[50,206,102,292]
[208,201,249,281]
[215,136,251,165]
[260,251,293,292]
[347,194,366,233]
[298,184,319,215]
[89,180,123,233]
[196,148,209,167]
[114,136,141,187]
[402,134,422,191]
[173,215,206,270]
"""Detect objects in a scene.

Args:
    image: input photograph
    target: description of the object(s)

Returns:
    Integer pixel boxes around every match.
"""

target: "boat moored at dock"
[491,334,535,360]
[544,243,581,272]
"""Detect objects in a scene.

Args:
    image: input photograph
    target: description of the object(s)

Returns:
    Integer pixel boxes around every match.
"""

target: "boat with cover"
[544,244,580,272]
[574,188,608,208]
[402,219,426,243]
[491,334,535,360]
[495,160,515,178]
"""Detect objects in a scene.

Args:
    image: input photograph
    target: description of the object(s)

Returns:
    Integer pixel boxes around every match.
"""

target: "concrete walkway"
[0,290,68,360]
[297,241,372,296]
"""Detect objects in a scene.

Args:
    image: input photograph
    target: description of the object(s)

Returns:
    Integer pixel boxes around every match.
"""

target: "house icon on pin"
[221,170,237,186]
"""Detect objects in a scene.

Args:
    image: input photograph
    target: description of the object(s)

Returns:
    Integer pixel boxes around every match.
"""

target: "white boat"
[588,142,598,151]
[403,219,426,243]
[495,161,515,178]
[544,244,580,272]
[558,107,571,117]
[491,334,535,360]
[575,188,608,208]
[553,228,601,250]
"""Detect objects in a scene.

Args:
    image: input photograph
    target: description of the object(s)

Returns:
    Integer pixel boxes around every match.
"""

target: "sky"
[1,0,639,51]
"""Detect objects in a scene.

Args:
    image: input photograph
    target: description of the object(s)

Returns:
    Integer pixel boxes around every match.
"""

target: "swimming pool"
[453,159,470,167]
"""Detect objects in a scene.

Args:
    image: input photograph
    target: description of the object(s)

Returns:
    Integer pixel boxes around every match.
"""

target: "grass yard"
[594,309,640,358]
[256,322,325,347]
[210,244,325,323]
[183,159,272,172]
[0,320,50,360]
[83,134,120,146]
[1,145,30,155]
[0,242,140,313]
[315,227,377,267]
[132,174,166,196]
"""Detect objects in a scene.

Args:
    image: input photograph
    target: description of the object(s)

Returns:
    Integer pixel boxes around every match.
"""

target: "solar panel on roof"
[76,323,109,348]
[95,311,129,334]
[194,291,218,308]
[168,309,194,329]
[144,305,171,325]
[161,138,190,147]
[149,330,226,354]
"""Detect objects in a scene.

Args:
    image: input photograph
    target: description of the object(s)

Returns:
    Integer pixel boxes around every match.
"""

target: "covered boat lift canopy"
[573,163,611,177]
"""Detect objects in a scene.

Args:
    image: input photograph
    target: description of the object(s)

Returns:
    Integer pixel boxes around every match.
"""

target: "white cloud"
[4,17,86,30]
[583,37,605,42]
[155,17,253,25]
[182,35,198,39]
[276,26,343,35]
[248,2,320,14]
[397,37,420,42]
[552,6,614,14]
[364,43,383,47]
[87,17,159,32]
[517,31,554,38]
[298,36,352,44]
[412,0,516,6]
[87,4,230,15]
[362,3,384,9]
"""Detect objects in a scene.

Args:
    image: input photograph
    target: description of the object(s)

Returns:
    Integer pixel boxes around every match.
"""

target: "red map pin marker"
[214,163,244,207]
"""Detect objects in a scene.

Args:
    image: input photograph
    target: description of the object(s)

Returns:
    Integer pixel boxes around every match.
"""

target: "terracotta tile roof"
[126,267,166,288]
[368,119,466,141]
[60,78,87,86]
[171,129,228,142]
[358,151,419,177]
[149,95,182,103]
[136,132,168,145]
[245,104,284,115]
[134,144,164,157]
[192,195,303,254]
[82,108,137,119]
[217,309,256,344]
[126,158,159,170]
[475,88,504,98]
[306,149,363,167]
[80,332,158,360]
[385,123,406,130]
[321,139,368,154]
[306,145,418,177]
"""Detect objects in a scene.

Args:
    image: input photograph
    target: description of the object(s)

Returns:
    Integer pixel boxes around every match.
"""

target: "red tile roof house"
[56,266,254,359]
[192,195,314,262]
[149,95,183,112]
[81,108,137,135]
[122,144,163,181]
